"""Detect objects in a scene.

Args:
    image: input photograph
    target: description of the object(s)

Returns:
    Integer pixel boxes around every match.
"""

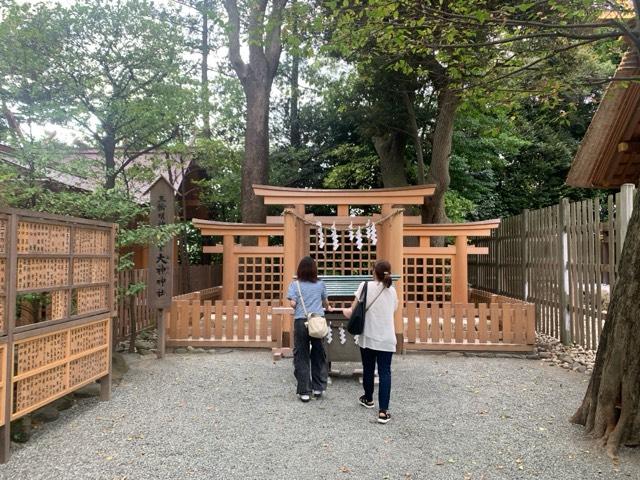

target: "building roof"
[567,50,640,188]
[0,143,193,202]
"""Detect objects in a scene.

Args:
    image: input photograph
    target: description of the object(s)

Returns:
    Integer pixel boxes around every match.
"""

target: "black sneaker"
[313,390,323,399]
[358,395,374,409]
[378,410,391,424]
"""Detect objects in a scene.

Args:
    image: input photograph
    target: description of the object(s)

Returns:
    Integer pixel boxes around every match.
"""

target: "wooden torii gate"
[193,184,500,347]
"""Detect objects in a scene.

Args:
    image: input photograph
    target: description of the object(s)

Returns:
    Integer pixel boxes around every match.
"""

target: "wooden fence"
[166,299,287,349]
[404,301,535,352]
[469,184,637,350]
[0,208,116,463]
[114,265,221,342]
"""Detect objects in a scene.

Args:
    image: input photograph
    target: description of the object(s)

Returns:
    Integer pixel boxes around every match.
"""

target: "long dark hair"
[374,260,392,288]
[297,256,318,283]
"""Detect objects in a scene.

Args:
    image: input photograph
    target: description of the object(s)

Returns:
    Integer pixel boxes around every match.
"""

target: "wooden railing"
[166,299,288,349]
[403,301,535,352]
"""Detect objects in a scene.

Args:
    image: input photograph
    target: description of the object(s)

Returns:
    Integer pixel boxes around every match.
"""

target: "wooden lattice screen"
[237,255,284,300]
[0,208,116,462]
[308,225,377,276]
[404,256,453,304]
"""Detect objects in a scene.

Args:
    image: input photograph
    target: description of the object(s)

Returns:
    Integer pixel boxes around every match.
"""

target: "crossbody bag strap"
[365,284,385,312]
[295,280,309,317]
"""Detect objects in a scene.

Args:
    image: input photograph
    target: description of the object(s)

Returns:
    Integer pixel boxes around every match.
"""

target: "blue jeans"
[360,347,393,411]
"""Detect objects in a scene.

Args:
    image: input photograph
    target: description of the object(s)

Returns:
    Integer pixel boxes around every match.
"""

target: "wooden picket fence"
[469,184,637,350]
[403,301,535,351]
[114,266,221,342]
[166,299,287,348]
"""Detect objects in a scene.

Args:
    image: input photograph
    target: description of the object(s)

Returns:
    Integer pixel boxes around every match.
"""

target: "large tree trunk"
[571,191,640,457]
[103,131,117,189]
[200,0,211,139]
[241,81,270,223]
[403,91,426,184]
[372,131,409,187]
[423,87,459,225]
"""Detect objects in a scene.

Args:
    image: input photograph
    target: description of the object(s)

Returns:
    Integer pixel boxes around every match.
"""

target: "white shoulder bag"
[296,281,329,338]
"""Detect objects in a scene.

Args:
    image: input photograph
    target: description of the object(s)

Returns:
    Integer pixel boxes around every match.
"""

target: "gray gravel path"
[1,350,639,480]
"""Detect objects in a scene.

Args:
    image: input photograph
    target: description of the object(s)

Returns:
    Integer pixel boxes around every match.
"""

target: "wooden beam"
[617,141,640,153]
[221,235,236,301]
[452,235,469,303]
[193,219,283,237]
[254,184,436,206]
[403,220,500,237]
[266,215,423,225]
[403,246,489,255]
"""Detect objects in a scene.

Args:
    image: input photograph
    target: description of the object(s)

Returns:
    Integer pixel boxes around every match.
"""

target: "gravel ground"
[1,351,639,480]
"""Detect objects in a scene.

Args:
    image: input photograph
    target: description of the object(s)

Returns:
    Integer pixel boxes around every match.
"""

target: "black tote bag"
[347,282,368,335]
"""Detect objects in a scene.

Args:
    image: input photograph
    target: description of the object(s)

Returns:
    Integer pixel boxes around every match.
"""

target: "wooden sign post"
[148,176,175,358]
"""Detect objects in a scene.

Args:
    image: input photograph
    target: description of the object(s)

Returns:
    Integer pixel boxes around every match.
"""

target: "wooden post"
[295,205,306,261]
[558,198,572,346]
[157,309,166,359]
[385,206,404,350]
[522,209,529,301]
[617,183,635,258]
[0,214,17,464]
[222,234,236,300]
[452,235,468,303]
[282,208,298,348]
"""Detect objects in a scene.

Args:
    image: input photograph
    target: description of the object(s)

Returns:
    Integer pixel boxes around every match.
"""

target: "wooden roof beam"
[192,219,284,237]
[253,184,436,205]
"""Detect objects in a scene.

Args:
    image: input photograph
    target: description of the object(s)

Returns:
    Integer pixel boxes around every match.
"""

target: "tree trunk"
[571,192,640,457]
[372,131,409,188]
[403,91,426,184]
[290,50,301,148]
[241,81,270,223]
[200,0,211,139]
[423,87,459,225]
[103,132,117,189]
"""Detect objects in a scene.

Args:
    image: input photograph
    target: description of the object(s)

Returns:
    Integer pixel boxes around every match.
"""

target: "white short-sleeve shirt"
[354,281,398,352]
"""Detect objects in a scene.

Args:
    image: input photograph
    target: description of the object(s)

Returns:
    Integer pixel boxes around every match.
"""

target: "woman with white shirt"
[346,260,398,424]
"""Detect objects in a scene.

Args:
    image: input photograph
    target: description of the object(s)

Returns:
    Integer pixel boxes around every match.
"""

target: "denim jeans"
[293,318,328,394]
[360,347,393,411]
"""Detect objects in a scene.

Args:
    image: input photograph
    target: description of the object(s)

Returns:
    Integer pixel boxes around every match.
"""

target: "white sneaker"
[299,394,310,402]
[313,390,323,399]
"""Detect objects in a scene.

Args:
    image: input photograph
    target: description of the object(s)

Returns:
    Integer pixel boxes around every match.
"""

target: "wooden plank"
[191,300,201,339]
[177,300,189,340]
[271,308,282,344]
[203,301,212,339]
[430,304,440,342]
[259,302,269,340]
[419,303,428,343]
[454,304,465,343]
[526,304,536,345]
[502,304,513,343]
[490,304,501,343]
[513,305,525,345]
[214,300,223,339]
[466,303,476,343]
[594,199,604,349]
[404,343,534,352]
[237,302,246,340]
[407,303,417,343]
[442,304,452,343]
[477,304,488,343]
[166,340,277,348]
[608,194,616,291]
[225,300,234,340]
[247,301,257,340]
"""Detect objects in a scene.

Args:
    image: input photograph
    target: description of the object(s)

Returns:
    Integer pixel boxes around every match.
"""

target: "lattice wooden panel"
[0,219,6,254]
[15,330,67,375]
[17,221,70,254]
[237,256,283,301]
[0,259,5,333]
[75,286,109,315]
[74,228,110,255]
[12,318,110,419]
[17,258,69,290]
[309,225,377,276]
[69,350,108,388]
[50,290,69,320]
[0,344,5,427]
[73,258,110,284]
[404,256,453,304]
[70,320,108,355]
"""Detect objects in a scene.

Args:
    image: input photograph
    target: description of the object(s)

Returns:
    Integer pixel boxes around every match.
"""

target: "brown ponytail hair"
[374,260,392,288]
